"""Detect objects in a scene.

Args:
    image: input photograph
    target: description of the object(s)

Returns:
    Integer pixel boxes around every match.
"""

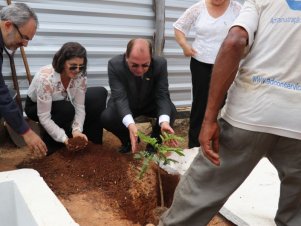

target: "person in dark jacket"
[0,3,46,156]
[101,38,177,153]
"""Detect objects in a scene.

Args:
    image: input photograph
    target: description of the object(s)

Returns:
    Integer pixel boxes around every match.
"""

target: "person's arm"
[71,76,87,141]
[108,57,139,152]
[108,57,132,117]
[22,129,47,157]
[154,58,177,144]
[36,74,68,143]
[154,58,170,114]
[0,62,47,156]
[199,26,248,166]
[173,2,200,57]
[0,73,29,134]
[174,28,196,57]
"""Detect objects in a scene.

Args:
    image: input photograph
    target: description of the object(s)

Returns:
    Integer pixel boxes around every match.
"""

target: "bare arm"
[174,28,196,57]
[199,26,248,166]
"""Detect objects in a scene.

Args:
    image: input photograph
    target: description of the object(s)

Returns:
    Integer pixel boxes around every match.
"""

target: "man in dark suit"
[101,38,177,153]
[0,3,46,156]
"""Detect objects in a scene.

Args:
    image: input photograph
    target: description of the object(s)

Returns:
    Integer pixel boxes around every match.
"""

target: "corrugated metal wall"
[1,0,156,102]
[1,0,244,108]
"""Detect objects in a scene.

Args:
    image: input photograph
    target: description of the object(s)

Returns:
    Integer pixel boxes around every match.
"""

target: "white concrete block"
[0,169,79,226]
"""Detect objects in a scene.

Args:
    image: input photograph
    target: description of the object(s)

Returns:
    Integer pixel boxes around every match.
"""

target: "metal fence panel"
[0,0,245,108]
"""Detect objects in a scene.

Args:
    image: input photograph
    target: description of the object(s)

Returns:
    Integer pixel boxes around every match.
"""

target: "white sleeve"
[231,0,260,49]
[159,115,170,126]
[71,77,86,132]
[122,114,135,128]
[173,2,202,36]
[37,75,68,143]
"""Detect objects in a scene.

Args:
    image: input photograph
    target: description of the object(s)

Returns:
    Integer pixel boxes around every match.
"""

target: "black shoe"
[118,143,131,154]
[146,144,156,154]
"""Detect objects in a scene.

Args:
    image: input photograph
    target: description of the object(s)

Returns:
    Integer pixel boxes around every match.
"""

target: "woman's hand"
[174,28,197,57]
[182,44,197,57]
[64,131,89,152]
[72,130,88,142]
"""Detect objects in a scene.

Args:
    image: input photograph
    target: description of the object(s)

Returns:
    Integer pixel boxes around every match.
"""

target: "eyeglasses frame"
[12,22,30,41]
[68,65,86,72]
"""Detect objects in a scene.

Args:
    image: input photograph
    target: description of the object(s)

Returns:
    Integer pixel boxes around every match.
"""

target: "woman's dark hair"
[52,42,87,75]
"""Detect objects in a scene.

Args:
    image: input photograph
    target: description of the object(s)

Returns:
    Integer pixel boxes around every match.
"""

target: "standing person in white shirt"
[173,0,241,148]
[160,0,301,225]
[25,42,107,155]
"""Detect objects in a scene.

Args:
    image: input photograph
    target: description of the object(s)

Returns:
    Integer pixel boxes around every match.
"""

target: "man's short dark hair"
[125,38,153,57]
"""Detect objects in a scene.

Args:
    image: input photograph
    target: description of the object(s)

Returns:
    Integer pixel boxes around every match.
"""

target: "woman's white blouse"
[173,0,241,64]
[27,64,87,143]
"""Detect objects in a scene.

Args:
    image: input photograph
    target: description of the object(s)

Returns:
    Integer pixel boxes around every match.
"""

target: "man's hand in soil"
[128,123,138,153]
[22,129,47,158]
[160,122,178,147]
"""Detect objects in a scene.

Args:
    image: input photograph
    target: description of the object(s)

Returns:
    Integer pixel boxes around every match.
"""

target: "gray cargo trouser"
[159,119,301,226]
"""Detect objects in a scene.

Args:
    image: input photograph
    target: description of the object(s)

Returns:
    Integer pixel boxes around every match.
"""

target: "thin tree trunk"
[158,167,164,207]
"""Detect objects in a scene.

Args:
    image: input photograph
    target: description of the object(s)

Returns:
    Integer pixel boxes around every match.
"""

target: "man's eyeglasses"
[12,23,30,41]
[68,65,86,72]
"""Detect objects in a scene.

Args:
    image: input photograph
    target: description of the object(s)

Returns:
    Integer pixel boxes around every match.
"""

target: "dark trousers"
[25,87,108,152]
[189,58,213,148]
[100,102,177,146]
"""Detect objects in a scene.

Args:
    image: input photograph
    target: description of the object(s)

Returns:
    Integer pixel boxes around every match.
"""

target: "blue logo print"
[286,0,301,10]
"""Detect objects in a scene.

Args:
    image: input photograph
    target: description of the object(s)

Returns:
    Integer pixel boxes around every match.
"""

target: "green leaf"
[135,130,185,180]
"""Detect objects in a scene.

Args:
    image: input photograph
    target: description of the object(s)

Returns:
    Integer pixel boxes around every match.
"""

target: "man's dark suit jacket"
[107,54,173,118]
[0,31,29,134]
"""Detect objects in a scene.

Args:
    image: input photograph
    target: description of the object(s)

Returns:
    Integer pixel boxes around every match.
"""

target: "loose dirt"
[0,119,234,226]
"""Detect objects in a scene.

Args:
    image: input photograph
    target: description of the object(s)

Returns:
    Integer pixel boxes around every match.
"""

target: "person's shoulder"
[188,0,204,11]
[152,55,167,65]
[192,0,204,8]
[37,64,55,79]
[109,54,124,64]
[231,0,243,11]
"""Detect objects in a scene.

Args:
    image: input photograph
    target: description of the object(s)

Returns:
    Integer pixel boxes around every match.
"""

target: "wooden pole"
[153,0,165,56]
[20,47,32,84]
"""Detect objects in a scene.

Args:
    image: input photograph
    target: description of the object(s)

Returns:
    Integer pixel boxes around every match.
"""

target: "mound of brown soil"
[8,119,232,226]
[19,140,179,225]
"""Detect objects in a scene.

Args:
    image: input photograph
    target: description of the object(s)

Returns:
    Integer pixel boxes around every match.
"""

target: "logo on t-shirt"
[286,0,301,10]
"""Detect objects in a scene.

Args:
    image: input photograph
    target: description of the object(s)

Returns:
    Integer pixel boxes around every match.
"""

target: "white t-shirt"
[222,0,301,140]
[173,0,241,64]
